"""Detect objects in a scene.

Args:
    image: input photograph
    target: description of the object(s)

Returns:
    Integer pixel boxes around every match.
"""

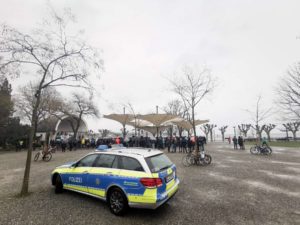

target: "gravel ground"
[0,143,299,225]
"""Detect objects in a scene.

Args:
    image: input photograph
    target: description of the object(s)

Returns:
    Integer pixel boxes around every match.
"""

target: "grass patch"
[245,141,300,148]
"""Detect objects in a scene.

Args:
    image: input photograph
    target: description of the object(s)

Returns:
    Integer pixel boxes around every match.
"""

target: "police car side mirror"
[70,163,77,168]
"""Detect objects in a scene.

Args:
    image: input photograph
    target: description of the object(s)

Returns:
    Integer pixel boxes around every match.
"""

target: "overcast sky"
[1,0,300,136]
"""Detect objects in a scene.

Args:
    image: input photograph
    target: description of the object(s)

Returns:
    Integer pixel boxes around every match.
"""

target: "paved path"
[0,143,299,225]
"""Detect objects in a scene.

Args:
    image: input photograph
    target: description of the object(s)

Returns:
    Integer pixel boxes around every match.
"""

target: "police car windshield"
[145,154,173,173]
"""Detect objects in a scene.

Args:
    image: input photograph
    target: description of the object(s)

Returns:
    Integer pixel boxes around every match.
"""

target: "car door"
[62,154,98,193]
[87,154,121,198]
[118,156,150,203]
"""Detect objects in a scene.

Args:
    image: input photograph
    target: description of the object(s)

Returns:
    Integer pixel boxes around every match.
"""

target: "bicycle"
[250,144,272,155]
[182,146,212,167]
[34,147,52,162]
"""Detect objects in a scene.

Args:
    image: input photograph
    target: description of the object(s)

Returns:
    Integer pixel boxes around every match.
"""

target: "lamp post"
[156,105,159,137]
[122,107,126,139]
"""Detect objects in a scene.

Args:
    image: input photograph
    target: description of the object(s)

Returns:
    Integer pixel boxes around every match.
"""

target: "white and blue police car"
[51,148,179,215]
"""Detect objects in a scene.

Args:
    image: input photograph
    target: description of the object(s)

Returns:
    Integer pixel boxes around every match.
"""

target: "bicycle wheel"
[43,152,52,162]
[34,152,40,161]
[182,154,192,167]
[203,154,212,165]
[250,146,258,155]
[264,147,272,155]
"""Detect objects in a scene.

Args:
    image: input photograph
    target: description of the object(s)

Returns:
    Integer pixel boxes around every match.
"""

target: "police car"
[51,148,179,215]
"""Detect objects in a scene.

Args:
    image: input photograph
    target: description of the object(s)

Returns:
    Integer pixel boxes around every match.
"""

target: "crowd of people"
[45,134,208,153]
[30,132,271,153]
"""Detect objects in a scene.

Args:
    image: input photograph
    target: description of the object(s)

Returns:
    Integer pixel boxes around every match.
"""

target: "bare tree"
[0,9,102,195]
[282,122,300,140]
[169,65,215,137]
[202,124,216,142]
[200,125,209,140]
[209,124,217,142]
[279,126,289,140]
[14,83,62,126]
[59,93,99,139]
[247,96,272,142]
[219,126,228,142]
[262,124,276,142]
[277,63,300,120]
[98,129,111,138]
[238,124,251,137]
[163,99,187,117]
[163,99,188,137]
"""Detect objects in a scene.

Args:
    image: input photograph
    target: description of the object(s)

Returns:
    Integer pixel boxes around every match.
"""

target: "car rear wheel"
[108,188,128,216]
[55,174,63,194]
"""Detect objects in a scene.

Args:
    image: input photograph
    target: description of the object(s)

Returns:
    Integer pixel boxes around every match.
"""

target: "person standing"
[166,137,171,153]
[61,136,66,152]
[171,137,177,153]
[81,137,85,148]
[187,137,192,153]
[182,137,187,153]
[115,136,121,145]
[233,136,238,149]
[240,136,245,150]
[238,136,243,150]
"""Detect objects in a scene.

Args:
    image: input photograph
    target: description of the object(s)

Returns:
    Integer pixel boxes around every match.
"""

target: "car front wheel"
[55,174,63,194]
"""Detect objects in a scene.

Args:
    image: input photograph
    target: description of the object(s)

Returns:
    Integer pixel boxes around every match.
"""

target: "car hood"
[56,161,75,168]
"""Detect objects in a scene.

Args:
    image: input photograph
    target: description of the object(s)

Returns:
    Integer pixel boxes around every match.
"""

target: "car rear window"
[120,156,144,172]
[145,154,173,173]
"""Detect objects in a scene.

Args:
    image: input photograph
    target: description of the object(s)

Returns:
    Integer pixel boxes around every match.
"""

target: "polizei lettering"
[69,177,82,183]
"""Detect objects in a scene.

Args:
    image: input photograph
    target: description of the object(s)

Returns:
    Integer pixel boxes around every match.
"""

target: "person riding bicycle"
[42,145,50,155]
[261,137,269,147]
[196,136,205,159]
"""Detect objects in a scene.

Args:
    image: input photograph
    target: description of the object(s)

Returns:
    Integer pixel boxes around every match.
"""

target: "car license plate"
[165,172,174,183]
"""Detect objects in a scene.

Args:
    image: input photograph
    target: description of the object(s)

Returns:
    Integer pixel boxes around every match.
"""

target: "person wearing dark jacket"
[233,136,238,149]
[238,136,244,150]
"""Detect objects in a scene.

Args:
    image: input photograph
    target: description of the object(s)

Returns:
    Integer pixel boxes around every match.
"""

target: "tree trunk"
[73,117,82,140]
[20,98,40,196]
[221,132,225,142]
[210,131,213,142]
[179,127,182,137]
[267,132,271,142]
[122,124,126,139]
[45,132,51,147]
[192,106,196,137]
[191,105,199,150]
[292,131,297,141]
[256,125,262,144]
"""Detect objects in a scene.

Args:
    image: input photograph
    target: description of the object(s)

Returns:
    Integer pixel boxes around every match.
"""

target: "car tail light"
[140,178,163,188]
